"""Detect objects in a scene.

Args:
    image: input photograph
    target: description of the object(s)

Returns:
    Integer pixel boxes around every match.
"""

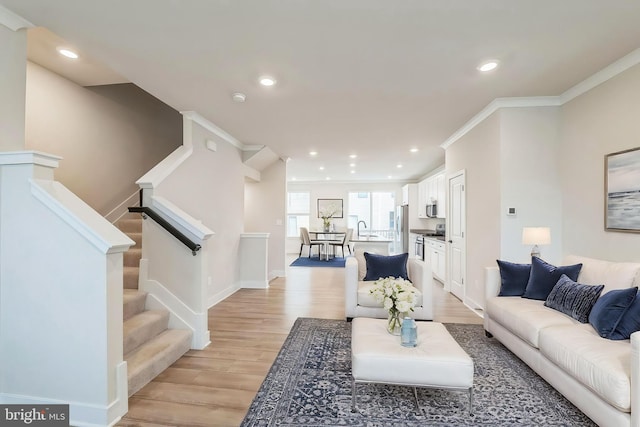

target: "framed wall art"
[317,199,343,218]
[605,146,640,232]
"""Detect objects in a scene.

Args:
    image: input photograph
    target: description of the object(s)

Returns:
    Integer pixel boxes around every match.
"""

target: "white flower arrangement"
[369,276,417,333]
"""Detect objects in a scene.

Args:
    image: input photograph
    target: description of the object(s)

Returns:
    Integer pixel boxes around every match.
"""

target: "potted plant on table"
[319,208,337,232]
[370,277,417,334]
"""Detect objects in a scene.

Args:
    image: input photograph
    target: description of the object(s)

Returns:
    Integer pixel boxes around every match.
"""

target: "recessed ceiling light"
[349,163,356,167]
[410,148,419,153]
[396,164,403,168]
[350,170,355,174]
[309,151,318,156]
[291,177,297,181]
[326,177,331,181]
[232,92,246,102]
[387,175,393,179]
[319,166,325,171]
[349,154,357,159]
[259,76,276,86]
[58,48,78,59]
[477,60,499,72]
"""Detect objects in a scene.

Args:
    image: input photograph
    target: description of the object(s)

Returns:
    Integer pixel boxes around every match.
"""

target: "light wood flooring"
[117,258,482,427]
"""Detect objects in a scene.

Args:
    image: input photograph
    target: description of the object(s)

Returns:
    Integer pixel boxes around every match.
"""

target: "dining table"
[308,230,346,261]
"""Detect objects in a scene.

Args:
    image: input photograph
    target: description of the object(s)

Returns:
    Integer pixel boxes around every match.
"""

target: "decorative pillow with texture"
[589,287,638,339]
[610,289,640,340]
[363,252,409,281]
[544,274,604,323]
[496,260,531,296]
[522,257,583,301]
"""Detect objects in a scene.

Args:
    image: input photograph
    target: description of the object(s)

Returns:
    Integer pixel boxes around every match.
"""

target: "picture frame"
[317,199,343,218]
[605,146,640,232]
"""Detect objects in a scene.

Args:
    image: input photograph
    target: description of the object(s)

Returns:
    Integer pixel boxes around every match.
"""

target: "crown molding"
[440,97,561,149]
[560,47,640,104]
[180,110,244,149]
[441,47,640,150]
[0,5,33,31]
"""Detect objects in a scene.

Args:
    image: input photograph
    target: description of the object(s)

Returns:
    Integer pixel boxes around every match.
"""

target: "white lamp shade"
[522,227,551,245]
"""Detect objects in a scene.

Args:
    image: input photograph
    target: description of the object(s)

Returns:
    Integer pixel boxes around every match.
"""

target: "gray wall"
[25,61,182,216]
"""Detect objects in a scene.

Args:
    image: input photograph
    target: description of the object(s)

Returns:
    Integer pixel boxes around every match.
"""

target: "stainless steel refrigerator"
[395,205,409,254]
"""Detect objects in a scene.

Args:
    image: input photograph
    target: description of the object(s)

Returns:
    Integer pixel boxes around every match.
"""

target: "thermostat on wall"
[507,207,517,216]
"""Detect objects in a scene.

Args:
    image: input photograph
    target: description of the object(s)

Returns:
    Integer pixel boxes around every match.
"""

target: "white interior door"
[448,171,466,301]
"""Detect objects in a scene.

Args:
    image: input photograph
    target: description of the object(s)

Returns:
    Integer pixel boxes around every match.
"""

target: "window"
[287,192,310,237]
[348,192,396,239]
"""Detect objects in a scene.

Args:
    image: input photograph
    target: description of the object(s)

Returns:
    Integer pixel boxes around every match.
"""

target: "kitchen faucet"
[357,220,367,236]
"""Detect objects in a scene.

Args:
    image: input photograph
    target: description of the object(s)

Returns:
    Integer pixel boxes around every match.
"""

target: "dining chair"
[330,228,353,258]
[299,227,323,258]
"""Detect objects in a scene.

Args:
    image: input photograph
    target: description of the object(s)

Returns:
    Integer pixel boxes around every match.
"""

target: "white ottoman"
[351,317,474,412]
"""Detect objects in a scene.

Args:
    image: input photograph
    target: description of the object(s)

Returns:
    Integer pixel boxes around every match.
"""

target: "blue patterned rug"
[241,318,596,426]
[289,256,346,268]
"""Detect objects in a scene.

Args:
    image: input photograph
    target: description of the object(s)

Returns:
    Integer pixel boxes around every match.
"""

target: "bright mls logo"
[1,405,69,426]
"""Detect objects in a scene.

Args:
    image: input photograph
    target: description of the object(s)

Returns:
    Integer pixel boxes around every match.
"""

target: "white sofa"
[345,248,433,320]
[484,254,640,427]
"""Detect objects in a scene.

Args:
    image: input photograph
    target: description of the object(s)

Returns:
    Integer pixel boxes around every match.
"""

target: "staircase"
[117,214,192,396]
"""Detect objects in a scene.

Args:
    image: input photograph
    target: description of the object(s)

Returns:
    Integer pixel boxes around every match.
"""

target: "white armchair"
[345,249,433,321]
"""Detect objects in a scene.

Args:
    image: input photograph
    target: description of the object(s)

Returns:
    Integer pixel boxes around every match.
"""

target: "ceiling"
[4,1,640,183]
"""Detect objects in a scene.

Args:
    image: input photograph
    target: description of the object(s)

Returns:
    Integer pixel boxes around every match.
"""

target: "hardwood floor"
[117,259,482,427]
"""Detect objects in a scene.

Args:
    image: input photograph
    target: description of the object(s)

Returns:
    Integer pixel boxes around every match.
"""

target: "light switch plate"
[507,207,516,216]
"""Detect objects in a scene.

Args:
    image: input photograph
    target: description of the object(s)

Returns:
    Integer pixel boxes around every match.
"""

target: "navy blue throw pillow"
[363,252,409,281]
[589,287,638,339]
[543,275,603,323]
[496,260,531,296]
[609,289,640,340]
[522,257,583,301]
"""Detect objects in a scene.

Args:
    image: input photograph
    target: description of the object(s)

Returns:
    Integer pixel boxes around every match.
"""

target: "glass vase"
[387,310,402,335]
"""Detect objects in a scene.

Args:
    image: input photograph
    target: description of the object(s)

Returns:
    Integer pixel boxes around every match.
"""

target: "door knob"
[448,240,453,243]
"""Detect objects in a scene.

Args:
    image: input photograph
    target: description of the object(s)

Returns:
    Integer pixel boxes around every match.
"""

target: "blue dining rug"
[241,318,596,427]
[290,256,346,268]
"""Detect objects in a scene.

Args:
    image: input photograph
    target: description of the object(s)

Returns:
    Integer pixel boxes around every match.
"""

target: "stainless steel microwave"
[426,203,437,218]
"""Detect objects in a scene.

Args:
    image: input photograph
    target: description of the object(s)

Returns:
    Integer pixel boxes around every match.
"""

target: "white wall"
[25,62,182,216]
[560,63,640,261]
[446,112,501,309]
[153,120,245,303]
[0,25,26,150]
[500,107,562,264]
[244,160,287,278]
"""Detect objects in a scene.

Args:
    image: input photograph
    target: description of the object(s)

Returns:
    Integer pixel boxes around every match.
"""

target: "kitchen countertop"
[424,235,446,242]
[351,236,393,243]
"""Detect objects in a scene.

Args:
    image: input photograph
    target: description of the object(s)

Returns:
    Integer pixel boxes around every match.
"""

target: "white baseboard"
[208,283,240,308]
[240,279,269,289]
[0,379,127,427]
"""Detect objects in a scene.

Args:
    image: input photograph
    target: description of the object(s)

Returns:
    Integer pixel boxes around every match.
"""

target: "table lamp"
[522,227,551,258]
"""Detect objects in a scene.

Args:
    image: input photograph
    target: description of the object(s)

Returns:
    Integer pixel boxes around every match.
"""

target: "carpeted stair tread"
[123,309,170,355]
[127,232,142,248]
[124,248,142,268]
[123,289,147,321]
[118,218,142,233]
[126,328,192,396]
[123,266,139,289]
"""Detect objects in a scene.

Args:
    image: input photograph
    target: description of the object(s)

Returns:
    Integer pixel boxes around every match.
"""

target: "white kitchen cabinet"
[426,237,446,282]
[435,172,446,218]
[417,179,428,218]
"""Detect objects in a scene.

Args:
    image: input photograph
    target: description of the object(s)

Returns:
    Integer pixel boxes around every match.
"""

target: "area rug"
[289,256,346,268]
[241,318,596,427]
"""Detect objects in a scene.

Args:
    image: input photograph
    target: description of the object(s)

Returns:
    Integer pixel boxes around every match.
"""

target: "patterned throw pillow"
[544,274,604,323]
